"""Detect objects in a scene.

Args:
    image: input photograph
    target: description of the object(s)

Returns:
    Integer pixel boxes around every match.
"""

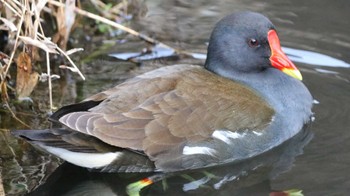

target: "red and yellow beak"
[268,30,302,80]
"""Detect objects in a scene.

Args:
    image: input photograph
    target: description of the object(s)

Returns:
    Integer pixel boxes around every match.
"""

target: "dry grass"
[0,0,85,113]
[0,172,4,196]
[0,0,182,128]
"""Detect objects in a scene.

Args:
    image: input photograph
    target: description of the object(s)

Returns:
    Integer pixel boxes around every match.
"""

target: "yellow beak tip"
[282,68,303,81]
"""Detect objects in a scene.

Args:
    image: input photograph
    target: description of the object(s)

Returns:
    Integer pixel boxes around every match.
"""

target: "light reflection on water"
[109,45,350,68]
[282,47,350,68]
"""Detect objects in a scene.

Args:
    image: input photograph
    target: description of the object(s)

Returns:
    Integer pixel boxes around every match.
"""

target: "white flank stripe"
[253,131,263,136]
[183,146,216,156]
[212,130,246,144]
[41,145,121,168]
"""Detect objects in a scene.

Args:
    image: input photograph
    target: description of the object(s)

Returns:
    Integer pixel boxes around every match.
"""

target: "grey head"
[205,11,276,75]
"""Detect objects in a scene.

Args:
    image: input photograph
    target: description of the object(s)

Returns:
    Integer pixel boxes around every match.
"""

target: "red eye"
[248,38,259,47]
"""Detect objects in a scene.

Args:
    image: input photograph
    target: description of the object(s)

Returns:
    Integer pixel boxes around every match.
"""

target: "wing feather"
[56,65,274,170]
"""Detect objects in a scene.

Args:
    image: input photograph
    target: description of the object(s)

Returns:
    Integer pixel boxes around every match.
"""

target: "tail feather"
[48,100,103,122]
[12,129,156,172]
[12,128,68,142]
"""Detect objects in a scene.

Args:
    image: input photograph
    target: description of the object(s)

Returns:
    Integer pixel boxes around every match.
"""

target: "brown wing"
[59,64,274,170]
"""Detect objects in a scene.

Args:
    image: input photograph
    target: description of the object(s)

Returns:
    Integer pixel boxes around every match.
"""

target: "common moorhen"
[13,11,313,173]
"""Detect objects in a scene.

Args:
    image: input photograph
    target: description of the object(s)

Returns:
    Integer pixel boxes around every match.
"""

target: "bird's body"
[13,11,313,173]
